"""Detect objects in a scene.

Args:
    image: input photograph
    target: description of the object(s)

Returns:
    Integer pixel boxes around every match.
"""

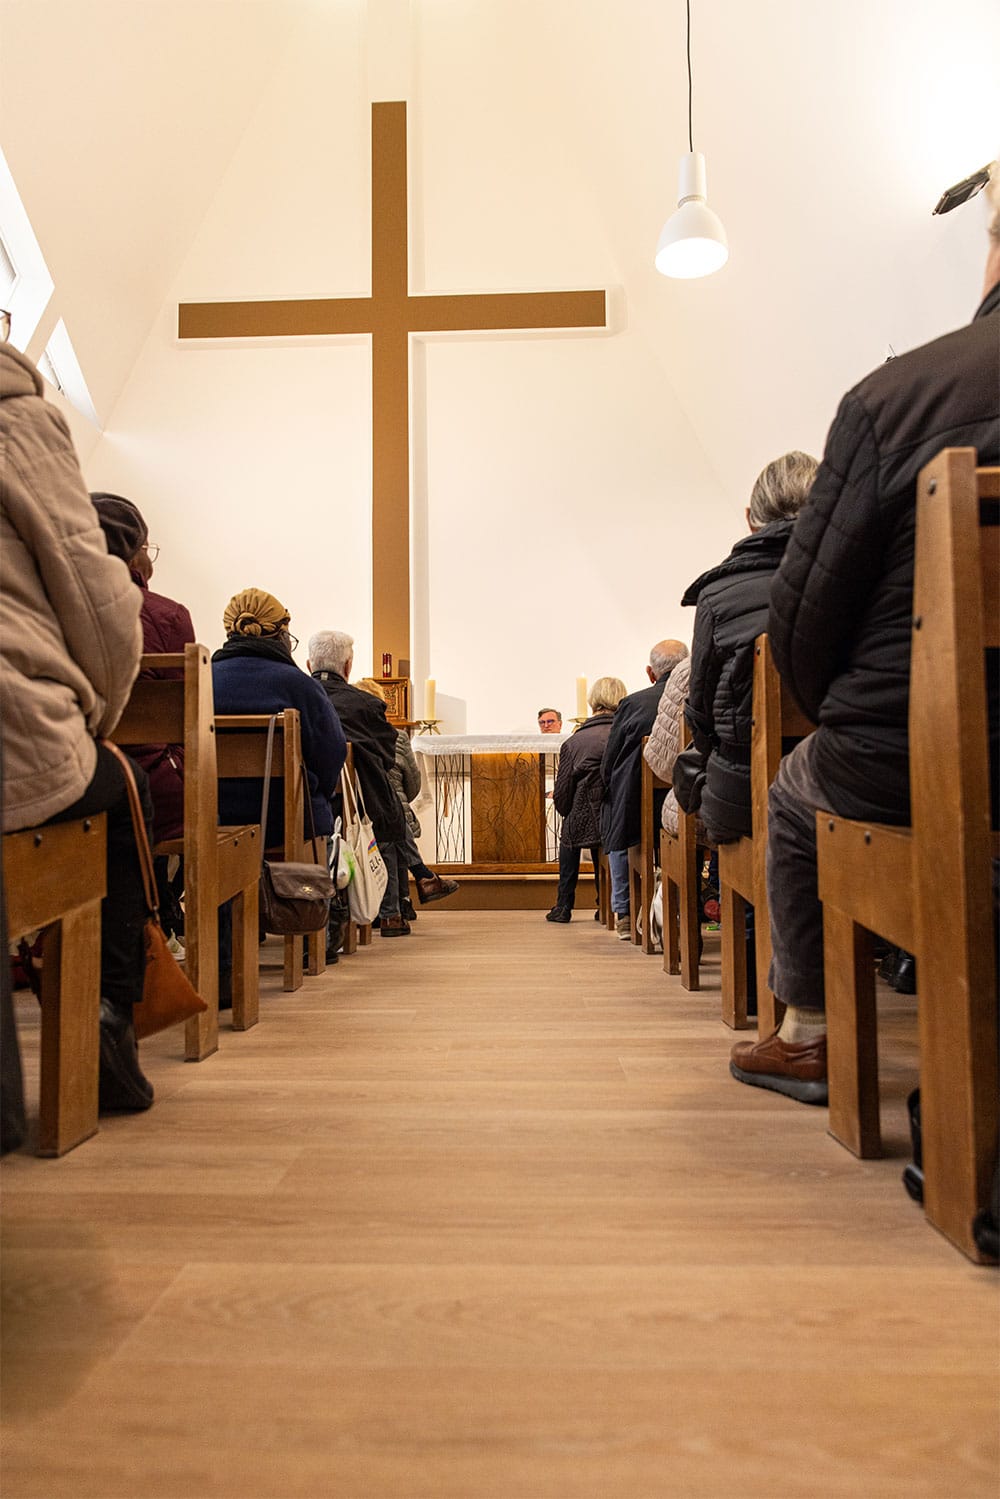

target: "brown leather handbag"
[103,741,208,1039]
[257,716,334,936]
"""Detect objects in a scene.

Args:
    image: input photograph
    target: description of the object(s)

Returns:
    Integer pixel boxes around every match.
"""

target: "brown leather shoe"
[416,873,459,905]
[730,1028,828,1105]
[378,914,411,937]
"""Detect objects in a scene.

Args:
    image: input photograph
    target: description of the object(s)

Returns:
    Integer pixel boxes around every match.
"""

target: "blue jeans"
[377,840,400,919]
[608,849,630,916]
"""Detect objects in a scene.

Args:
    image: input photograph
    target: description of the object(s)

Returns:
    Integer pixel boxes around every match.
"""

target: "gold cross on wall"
[179,102,608,676]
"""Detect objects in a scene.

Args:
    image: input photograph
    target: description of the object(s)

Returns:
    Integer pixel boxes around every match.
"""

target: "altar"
[414,733,568,872]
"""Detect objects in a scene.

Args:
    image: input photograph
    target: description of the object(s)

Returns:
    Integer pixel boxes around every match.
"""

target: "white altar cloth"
[413,733,568,756]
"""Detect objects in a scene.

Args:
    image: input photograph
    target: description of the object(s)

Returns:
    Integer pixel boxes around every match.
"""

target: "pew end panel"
[4,816,107,1156]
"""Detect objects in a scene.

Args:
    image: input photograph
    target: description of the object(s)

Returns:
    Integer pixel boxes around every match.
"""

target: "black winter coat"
[311,670,406,843]
[769,282,1000,824]
[680,520,794,843]
[552,712,615,848]
[600,677,670,850]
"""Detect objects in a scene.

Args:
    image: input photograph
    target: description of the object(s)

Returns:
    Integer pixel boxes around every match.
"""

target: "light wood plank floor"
[2,913,997,1499]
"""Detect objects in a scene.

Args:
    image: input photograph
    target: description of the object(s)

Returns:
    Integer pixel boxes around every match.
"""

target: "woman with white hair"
[546,676,628,923]
[675,451,819,845]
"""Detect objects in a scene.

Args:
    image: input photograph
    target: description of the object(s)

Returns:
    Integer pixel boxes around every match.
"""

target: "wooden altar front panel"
[470,754,548,864]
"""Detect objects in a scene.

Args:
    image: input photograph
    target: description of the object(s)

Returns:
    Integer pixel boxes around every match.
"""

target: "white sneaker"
[166,935,186,962]
[615,914,631,941]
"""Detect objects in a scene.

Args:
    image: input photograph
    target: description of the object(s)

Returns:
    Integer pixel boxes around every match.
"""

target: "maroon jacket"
[132,575,195,841]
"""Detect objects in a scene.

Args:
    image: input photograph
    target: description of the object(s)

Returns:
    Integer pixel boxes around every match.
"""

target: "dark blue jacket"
[212,650,346,840]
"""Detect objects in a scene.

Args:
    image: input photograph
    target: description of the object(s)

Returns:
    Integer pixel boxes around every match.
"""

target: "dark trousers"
[46,743,152,1013]
[765,738,833,1011]
[555,844,601,912]
[400,821,433,882]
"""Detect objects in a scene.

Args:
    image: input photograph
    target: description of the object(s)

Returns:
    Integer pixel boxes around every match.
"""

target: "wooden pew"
[817,448,999,1261]
[717,635,814,1034]
[627,738,660,953]
[114,644,261,1059]
[659,718,702,989]
[4,816,106,1154]
[215,711,326,991]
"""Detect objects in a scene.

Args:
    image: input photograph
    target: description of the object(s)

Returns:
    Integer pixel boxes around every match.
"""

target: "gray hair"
[589,676,628,713]
[748,450,819,528]
[308,629,354,675]
[648,639,688,680]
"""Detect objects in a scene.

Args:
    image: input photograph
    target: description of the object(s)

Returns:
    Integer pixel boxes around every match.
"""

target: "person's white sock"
[778,1005,827,1044]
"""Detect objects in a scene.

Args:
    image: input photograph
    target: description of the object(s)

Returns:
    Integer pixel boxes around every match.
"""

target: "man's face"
[538,712,562,734]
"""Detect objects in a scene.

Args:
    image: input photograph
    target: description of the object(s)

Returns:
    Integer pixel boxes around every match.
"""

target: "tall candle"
[576,676,588,720]
[424,678,436,720]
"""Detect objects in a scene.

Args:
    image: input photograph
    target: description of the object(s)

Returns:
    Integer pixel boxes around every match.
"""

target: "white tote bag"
[340,769,388,923]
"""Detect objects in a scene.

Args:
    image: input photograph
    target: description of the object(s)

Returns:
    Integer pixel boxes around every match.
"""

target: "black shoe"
[99,1000,153,1113]
[400,898,417,923]
[891,952,917,994]
[545,907,571,923]
[594,910,602,922]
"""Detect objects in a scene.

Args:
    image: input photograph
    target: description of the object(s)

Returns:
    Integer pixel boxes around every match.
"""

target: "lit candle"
[424,678,436,720]
[576,676,588,720]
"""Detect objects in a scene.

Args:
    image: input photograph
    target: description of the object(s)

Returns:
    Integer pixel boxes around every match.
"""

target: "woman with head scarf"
[212,589,346,848]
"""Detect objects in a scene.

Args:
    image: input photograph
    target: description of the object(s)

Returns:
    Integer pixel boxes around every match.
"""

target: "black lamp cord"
[686,0,694,153]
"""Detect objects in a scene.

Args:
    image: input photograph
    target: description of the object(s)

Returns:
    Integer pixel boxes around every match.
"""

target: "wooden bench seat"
[817,448,999,1261]
[215,712,326,991]
[4,815,106,1154]
[114,644,261,1059]
[718,635,814,1035]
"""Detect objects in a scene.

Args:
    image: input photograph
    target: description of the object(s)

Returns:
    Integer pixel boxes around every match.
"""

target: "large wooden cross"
[179,102,607,676]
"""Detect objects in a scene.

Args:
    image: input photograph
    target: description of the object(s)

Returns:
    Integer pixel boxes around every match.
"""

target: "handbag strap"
[101,740,159,914]
[339,764,359,825]
[258,714,278,870]
[300,760,323,865]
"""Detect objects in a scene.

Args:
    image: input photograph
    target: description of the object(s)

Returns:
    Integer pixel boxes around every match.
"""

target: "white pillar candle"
[576,676,588,719]
[424,678,436,720]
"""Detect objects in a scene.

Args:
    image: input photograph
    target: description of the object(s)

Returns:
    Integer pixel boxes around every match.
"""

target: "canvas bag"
[340,767,388,923]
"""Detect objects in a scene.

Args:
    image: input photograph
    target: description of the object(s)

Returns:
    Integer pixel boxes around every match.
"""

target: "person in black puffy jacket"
[730,168,1000,1107]
[677,451,819,844]
[546,676,627,923]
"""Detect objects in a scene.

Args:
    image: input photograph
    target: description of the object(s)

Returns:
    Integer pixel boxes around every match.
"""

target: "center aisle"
[2,911,995,1498]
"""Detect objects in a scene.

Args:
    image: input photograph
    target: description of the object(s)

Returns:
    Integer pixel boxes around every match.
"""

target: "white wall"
[2,0,997,729]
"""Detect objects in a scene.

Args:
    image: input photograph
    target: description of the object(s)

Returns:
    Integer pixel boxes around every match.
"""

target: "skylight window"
[38,319,99,427]
[0,147,54,352]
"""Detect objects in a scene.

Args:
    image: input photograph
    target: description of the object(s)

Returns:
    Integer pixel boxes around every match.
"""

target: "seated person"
[307,631,410,937]
[1,338,154,1114]
[212,590,346,846]
[212,591,346,995]
[643,654,706,841]
[92,493,194,944]
[730,169,1000,1104]
[354,678,459,922]
[547,676,627,923]
[537,708,563,734]
[675,450,818,843]
[600,640,688,937]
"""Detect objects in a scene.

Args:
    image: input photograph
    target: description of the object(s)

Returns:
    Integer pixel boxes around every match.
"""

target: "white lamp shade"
[655,150,729,279]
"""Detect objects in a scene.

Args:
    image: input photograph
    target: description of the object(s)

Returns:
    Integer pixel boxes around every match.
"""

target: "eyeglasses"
[145,542,160,563]
[0,310,11,342]
[286,632,299,653]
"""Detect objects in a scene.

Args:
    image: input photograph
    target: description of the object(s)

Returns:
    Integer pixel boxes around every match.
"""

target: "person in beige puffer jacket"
[1,341,154,1114]
[643,655,710,843]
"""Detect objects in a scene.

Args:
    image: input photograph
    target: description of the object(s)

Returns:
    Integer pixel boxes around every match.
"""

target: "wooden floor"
[1,912,997,1499]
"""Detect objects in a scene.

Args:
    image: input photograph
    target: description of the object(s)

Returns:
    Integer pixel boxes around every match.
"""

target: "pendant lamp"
[655,1,728,279]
